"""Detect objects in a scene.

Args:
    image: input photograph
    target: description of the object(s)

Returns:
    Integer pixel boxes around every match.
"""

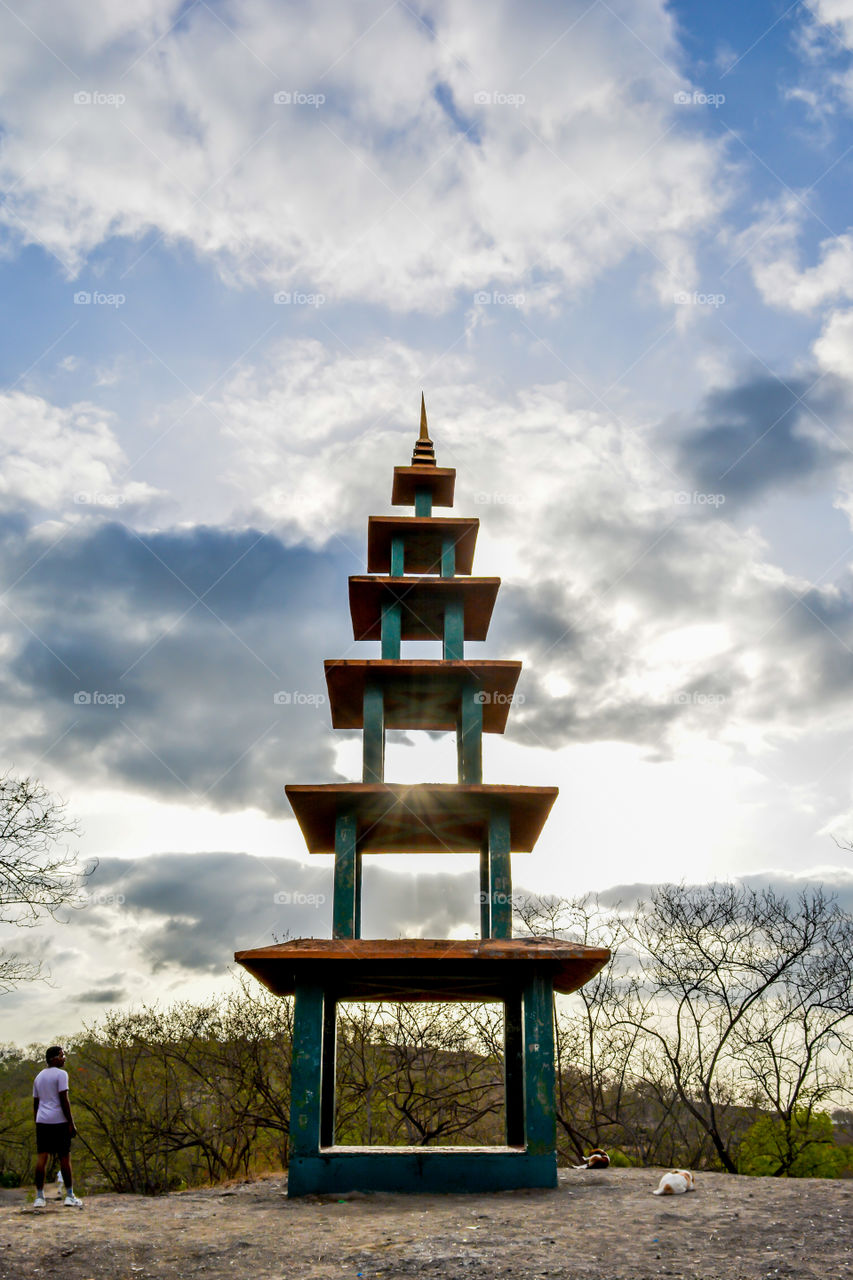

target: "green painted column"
[479,836,490,938]
[440,536,455,578]
[443,599,464,661]
[320,994,337,1147]
[522,973,556,1156]
[414,486,432,517]
[504,991,525,1146]
[381,601,401,659]
[489,803,513,939]
[333,811,358,939]
[291,982,324,1158]
[362,681,385,782]
[390,536,405,577]
[458,685,483,783]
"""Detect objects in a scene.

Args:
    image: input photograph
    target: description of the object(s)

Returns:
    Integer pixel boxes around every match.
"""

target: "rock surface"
[1,1166,851,1278]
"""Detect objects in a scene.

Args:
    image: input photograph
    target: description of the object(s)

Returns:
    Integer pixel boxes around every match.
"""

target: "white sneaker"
[63,1193,83,1208]
[33,1193,46,1209]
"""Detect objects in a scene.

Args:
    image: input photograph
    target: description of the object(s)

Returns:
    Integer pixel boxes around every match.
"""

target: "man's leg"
[34,1152,48,1192]
[59,1155,73,1196]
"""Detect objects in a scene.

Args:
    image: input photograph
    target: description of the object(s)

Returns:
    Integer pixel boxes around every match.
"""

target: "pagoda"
[236,398,609,1196]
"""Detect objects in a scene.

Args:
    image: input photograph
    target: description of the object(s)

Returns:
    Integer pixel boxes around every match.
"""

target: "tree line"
[1,883,851,1192]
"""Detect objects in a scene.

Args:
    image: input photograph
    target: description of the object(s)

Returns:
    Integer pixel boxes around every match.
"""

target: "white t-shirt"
[33,1066,69,1124]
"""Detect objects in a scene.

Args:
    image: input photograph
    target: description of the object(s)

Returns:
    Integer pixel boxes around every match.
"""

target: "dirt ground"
[0,1165,851,1279]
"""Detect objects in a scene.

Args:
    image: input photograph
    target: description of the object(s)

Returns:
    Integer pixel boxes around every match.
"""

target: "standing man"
[32,1046,83,1208]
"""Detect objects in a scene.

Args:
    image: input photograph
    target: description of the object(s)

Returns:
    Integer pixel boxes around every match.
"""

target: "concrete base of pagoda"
[288,1147,556,1195]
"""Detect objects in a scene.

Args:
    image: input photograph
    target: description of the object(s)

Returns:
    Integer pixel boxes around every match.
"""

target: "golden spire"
[411,391,436,466]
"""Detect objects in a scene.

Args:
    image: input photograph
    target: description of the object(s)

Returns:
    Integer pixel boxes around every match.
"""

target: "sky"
[4,0,853,1043]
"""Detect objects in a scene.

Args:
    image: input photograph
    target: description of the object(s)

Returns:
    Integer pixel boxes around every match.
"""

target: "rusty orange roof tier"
[391,466,456,507]
[367,516,479,575]
[284,782,558,853]
[349,575,500,642]
[235,937,611,1000]
[324,660,522,732]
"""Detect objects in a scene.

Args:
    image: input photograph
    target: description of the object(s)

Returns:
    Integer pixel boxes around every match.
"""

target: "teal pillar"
[457,685,483,783]
[333,812,358,939]
[504,992,525,1146]
[381,601,401,659]
[291,983,324,1157]
[414,487,432,517]
[390,536,405,577]
[362,681,385,783]
[440,536,455,578]
[443,599,464,661]
[523,974,556,1156]
[479,836,490,938]
[489,804,513,939]
[320,995,337,1147]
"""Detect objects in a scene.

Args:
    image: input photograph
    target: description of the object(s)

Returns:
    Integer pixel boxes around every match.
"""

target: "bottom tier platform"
[288,1147,556,1195]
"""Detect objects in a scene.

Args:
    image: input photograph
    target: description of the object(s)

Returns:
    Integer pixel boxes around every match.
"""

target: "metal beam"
[488,803,513,939]
[362,681,385,783]
[390,536,405,577]
[443,599,464,661]
[414,487,432,517]
[504,991,525,1146]
[440,535,455,578]
[380,601,401,659]
[457,684,483,783]
[320,994,337,1147]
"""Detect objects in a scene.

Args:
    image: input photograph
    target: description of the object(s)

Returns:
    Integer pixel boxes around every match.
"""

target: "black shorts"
[35,1123,72,1157]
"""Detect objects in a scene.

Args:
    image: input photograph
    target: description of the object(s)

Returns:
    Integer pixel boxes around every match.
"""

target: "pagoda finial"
[411,391,436,466]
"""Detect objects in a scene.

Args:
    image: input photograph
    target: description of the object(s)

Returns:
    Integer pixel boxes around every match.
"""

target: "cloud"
[0,0,727,311]
[76,986,127,1004]
[71,852,480,973]
[0,516,350,811]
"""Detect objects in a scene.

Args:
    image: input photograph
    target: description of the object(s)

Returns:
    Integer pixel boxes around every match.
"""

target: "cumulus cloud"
[0,0,727,311]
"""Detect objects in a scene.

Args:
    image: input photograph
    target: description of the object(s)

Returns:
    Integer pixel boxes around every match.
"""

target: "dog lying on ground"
[573,1148,610,1169]
[652,1169,696,1195]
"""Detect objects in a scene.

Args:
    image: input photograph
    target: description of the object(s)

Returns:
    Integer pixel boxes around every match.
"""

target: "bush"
[738,1110,851,1178]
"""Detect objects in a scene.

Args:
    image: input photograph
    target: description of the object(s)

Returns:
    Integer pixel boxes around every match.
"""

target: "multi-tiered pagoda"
[236,399,609,1196]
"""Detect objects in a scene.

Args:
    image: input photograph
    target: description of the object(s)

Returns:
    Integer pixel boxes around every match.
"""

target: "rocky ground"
[0,1166,851,1279]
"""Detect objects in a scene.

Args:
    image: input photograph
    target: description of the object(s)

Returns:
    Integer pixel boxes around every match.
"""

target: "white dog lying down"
[653,1169,696,1195]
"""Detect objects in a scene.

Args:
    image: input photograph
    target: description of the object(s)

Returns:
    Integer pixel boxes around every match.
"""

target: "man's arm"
[58,1089,76,1135]
[33,1097,38,1122]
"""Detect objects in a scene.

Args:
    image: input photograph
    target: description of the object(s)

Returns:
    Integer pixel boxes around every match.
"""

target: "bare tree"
[0,771,82,990]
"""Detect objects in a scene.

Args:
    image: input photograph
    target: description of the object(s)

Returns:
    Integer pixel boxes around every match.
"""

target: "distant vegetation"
[1,885,851,1192]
